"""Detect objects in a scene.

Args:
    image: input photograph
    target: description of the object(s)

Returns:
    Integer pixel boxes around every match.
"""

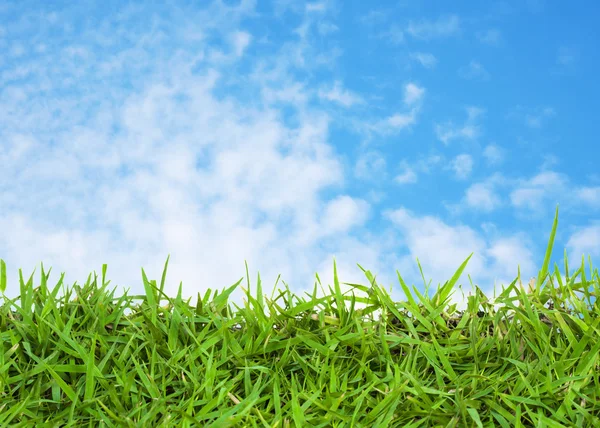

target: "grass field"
[0,205,598,427]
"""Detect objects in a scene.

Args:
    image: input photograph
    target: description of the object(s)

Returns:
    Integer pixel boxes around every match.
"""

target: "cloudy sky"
[1,0,599,315]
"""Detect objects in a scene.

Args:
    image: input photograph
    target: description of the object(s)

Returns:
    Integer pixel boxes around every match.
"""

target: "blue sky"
[1,0,599,313]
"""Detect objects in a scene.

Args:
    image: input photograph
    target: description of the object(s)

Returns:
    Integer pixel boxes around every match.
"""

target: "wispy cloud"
[459,60,490,80]
[565,225,600,268]
[575,186,600,207]
[466,182,502,212]
[510,171,569,213]
[380,24,405,44]
[509,106,556,128]
[359,82,424,137]
[354,151,387,181]
[394,160,418,184]
[395,168,418,185]
[358,9,388,26]
[231,30,252,56]
[526,108,555,128]
[413,154,444,174]
[552,45,580,76]
[403,82,425,106]
[540,154,560,170]
[318,80,364,107]
[483,143,505,165]
[435,106,484,145]
[435,123,478,144]
[306,2,327,13]
[526,0,546,13]
[409,52,437,69]
[384,110,418,130]
[406,15,460,40]
[476,29,501,45]
[557,46,577,66]
[444,173,511,216]
[321,195,371,234]
[449,154,474,180]
[317,21,338,35]
[382,207,508,299]
[501,170,600,223]
[368,13,459,44]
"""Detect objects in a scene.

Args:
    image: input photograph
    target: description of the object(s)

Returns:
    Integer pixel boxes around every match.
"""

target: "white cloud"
[354,151,387,181]
[231,30,252,57]
[387,110,417,128]
[527,0,546,13]
[1,64,37,84]
[415,154,443,173]
[529,171,567,187]
[379,24,404,45]
[435,106,484,145]
[351,110,421,140]
[317,21,338,35]
[510,171,568,213]
[565,225,600,267]
[454,169,600,282]
[465,182,501,212]
[435,125,476,145]
[262,81,309,106]
[394,162,417,184]
[355,82,424,137]
[477,29,501,45]
[318,80,364,107]
[358,9,388,26]
[4,133,37,163]
[409,52,437,69]
[403,83,425,106]
[10,43,26,57]
[539,154,559,170]
[406,15,460,40]
[382,207,539,310]
[575,187,600,207]
[509,105,556,129]
[466,106,485,121]
[306,2,327,13]
[273,0,300,16]
[526,107,555,128]
[486,235,537,282]
[293,20,312,41]
[207,30,253,63]
[483,143,504,165]
[263,9,344,72]
[442,172,511,219]
[459,60,490,80]
[321,195,371,234]
[557,46,577,66]
[450,154,474,180]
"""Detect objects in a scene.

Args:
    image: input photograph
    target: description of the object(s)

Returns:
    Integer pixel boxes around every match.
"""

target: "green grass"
[0,205,598,427]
